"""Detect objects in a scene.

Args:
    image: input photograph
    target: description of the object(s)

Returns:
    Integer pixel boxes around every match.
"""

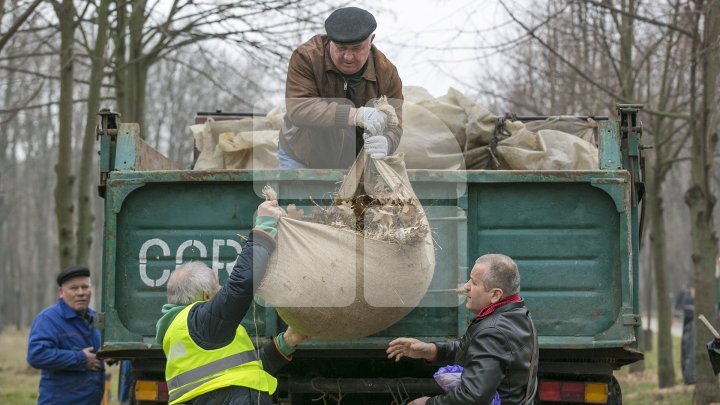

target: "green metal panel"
[101,168,637,353]
[467,180,633,347]
[114,124,140,170]
[599,121,622,170]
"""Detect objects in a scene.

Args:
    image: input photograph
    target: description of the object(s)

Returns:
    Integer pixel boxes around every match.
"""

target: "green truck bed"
[96,106,644,404]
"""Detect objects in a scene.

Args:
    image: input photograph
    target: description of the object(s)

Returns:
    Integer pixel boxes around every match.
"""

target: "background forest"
[1,0,719,402]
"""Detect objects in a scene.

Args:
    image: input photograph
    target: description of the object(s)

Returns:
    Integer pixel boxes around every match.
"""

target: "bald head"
[167,262,220,305]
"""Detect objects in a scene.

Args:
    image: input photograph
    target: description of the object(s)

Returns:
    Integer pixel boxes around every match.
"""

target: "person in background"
[27,265,105,404]
[387,254,538,404]
[156,199,308,404]
[279,6,403,169]
[679,285,695,385]
[118,360,134,405]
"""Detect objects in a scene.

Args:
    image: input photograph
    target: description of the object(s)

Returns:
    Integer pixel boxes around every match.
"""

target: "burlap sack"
[219,130,278,169]
[524,116,597,144]
[257,153,435,339]
[397,86,466,170]
[190,107,284,169]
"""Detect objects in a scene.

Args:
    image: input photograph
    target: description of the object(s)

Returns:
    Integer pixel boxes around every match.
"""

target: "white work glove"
[364,133,389,159]
[354,107,387,136]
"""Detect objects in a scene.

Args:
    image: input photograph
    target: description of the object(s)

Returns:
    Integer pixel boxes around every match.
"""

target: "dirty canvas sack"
[257,153,435,339]
[190,107,283,169]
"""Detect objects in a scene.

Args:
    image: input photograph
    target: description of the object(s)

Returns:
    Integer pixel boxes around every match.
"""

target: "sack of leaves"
[257,152,436,339]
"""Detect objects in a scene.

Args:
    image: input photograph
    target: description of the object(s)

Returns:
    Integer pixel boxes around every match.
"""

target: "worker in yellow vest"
[155,199,307,404]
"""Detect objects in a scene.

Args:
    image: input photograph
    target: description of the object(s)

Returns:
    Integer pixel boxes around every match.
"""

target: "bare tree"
[686,0,720,402]
[0,0,43,53]
[463,0,713,387]
[111,0,336,128]
[75,0,111,266]
[51,0,77,270]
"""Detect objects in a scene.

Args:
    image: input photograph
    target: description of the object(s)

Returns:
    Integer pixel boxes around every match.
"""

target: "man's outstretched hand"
[386,337,437,362]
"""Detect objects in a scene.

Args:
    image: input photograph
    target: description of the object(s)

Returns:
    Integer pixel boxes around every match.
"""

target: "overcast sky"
[368,0,511,97]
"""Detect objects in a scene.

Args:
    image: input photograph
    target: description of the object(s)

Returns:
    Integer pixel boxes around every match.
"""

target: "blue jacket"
[27,298,104,405]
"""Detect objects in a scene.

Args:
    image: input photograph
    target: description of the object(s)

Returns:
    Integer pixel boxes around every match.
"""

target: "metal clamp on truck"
[96,104,645,404]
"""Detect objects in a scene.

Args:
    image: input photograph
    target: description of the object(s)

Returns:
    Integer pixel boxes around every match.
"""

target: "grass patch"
[0,327,121,405]
[616,330,693,404]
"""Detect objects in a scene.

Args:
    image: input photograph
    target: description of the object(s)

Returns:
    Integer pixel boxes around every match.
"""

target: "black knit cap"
[325,7,377,44]
[57,265,90,286]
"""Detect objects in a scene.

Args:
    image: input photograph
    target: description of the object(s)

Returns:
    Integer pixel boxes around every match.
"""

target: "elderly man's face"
[59,276,92,315]
[329,35,373,75]
[464,263,503,314]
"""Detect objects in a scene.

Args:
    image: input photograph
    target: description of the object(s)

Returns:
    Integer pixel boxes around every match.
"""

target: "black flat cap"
[57,265,91,286]
[325,7,377,44]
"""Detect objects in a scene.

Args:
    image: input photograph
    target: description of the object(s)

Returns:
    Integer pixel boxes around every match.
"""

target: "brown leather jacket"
[280,34,403,168]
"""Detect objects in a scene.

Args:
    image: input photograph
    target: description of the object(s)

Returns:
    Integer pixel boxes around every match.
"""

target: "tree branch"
[0,0,44,53]
[498,0,690,120]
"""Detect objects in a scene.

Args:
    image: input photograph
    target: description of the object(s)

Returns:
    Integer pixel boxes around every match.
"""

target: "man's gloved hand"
[283,326,310,347]
[354,107,387,136]
[258,200,284,219]
[364,134,389,159]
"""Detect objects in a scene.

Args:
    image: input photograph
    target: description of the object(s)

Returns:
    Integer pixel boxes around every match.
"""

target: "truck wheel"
[607,376,622,405]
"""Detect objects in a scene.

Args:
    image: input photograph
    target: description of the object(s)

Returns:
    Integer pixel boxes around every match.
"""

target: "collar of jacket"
[322,35,377,82]
[473,296,524,321]
[57,297,94,320]
[155,303,190,344]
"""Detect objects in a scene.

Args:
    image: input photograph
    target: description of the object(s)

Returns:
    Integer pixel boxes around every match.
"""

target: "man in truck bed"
[279,6,403,169]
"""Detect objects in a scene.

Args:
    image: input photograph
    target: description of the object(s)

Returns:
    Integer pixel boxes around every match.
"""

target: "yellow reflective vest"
[162,303,277,404]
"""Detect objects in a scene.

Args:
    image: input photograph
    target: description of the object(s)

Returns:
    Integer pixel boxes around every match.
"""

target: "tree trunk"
[647,154,676,386]
[53,0,77,270]
[76,0,111,265]
[618,0,635,100]
[688,1,720,403]
[113,0,149,126]
[113,0,128,118]
[125,0,148,127]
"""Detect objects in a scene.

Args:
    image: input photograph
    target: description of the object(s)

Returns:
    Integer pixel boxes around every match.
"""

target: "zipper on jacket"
[344,80,347,91]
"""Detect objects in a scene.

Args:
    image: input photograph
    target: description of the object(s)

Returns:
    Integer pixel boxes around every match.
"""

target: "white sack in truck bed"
[256,153,435,339]
[189,87,599,170]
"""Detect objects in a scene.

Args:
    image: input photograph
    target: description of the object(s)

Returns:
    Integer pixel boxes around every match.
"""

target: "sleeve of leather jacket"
[190,229,276,347]
[285,49,352,128]
[427,329,508,405]
[433,340,460,366]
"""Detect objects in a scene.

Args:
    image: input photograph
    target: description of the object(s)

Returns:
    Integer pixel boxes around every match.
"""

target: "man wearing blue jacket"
[27,265,104,404]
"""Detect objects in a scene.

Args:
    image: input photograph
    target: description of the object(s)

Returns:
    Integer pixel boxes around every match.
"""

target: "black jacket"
[428,300,538,405]
[186,229,287,404]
